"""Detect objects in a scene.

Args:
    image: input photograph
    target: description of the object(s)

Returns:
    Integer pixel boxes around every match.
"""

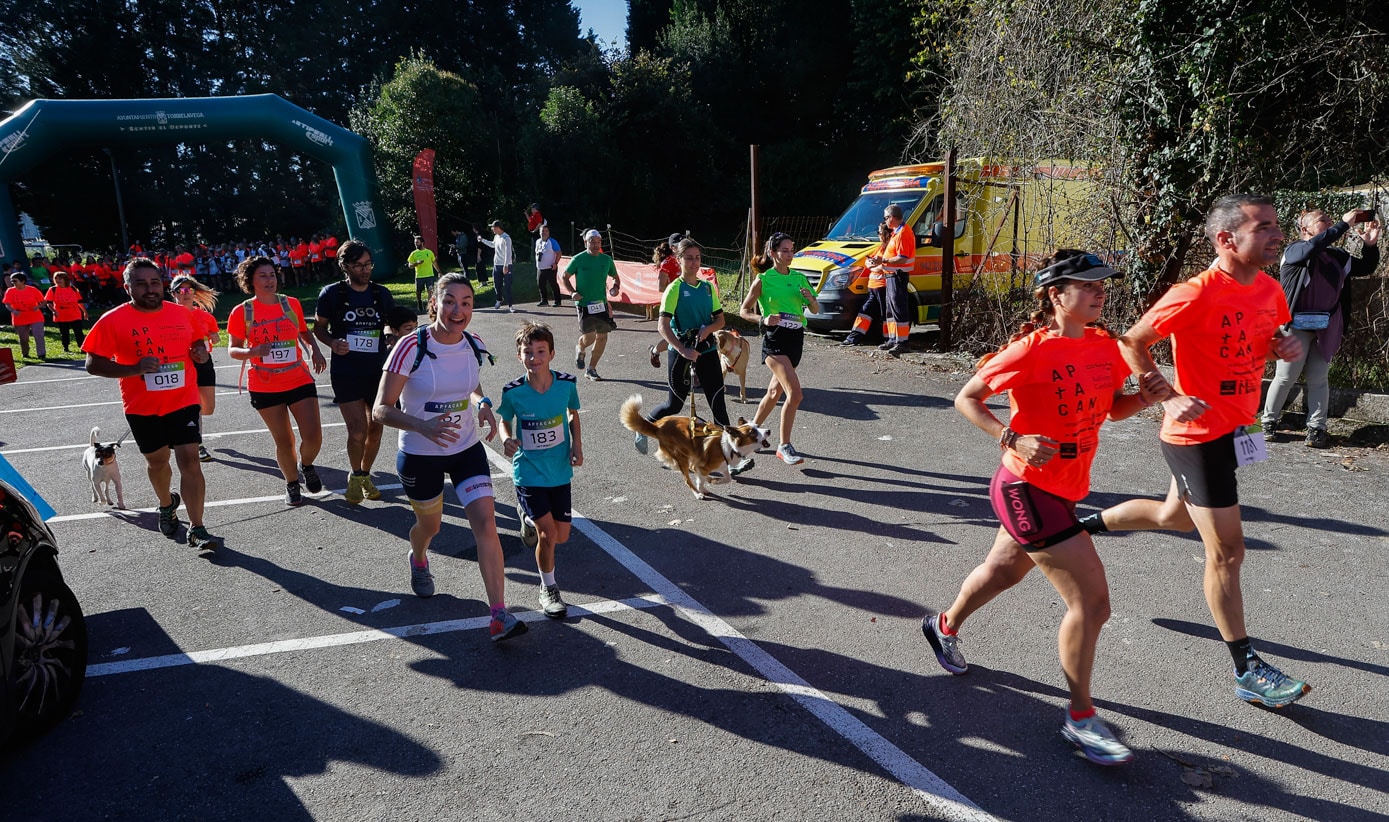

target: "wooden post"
[939,148,956,350]
[749,144,760,267]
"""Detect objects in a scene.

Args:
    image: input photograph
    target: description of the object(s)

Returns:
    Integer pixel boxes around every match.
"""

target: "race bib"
[776,313,804,330]
[585,301,608,314]
[424,398,469,426]
[347,330,380,353]
[520,414,565,451]
[1234,426,1269,466]
[143,361,186,391]
[265,340,299,364]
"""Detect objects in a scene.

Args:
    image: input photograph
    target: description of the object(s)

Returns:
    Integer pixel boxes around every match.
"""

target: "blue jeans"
[493,265,512,306]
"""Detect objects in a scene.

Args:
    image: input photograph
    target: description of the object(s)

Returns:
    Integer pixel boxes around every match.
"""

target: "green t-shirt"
[407,248,436,279]
[756,268,813,321]
[660,278,722,350]
[564,252,618,306]
[497,370,581,488]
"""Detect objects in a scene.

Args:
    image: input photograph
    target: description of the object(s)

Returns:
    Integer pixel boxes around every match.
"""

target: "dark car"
[0,478,87,746]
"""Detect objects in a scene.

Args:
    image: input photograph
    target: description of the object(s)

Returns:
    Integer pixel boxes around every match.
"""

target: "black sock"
[1079,512,1108,534]
[1227,637,1254,673]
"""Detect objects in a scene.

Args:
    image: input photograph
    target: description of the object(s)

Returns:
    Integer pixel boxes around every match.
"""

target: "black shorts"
[127,404,201,454]
[516,484,573,524]
[194,356,217,388]
[1161,431,1240,508]
[396,441,494,507]
[577,303,617,334]
[761,325,804,368]
[249,381,318,411]
[330,366,383,405]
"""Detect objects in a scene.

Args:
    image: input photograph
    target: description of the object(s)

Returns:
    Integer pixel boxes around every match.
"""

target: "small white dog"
[84,426,125,508]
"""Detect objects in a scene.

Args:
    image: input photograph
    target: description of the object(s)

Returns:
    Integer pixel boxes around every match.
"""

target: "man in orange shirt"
[83,258,219,551]
[843,204,915,355]
[1081,193,1309,709]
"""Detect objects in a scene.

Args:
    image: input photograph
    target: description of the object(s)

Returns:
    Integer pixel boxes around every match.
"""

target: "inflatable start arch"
[0,94,396,276]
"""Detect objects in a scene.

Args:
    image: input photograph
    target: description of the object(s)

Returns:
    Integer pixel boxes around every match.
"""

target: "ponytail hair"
[752,232,794,274]
[974,249,1110,370]
[652,240,674,264]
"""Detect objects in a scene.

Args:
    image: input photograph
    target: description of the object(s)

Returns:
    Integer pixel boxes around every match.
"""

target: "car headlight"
[823,267,854,289]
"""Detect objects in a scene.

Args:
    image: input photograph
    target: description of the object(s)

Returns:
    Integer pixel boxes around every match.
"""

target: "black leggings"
[55,320,85,349]
[648,347,729,427]
[537,267,559,303]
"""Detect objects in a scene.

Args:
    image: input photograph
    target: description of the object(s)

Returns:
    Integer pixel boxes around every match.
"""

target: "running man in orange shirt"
[1080,193,1310,709]
[83,258,219,550]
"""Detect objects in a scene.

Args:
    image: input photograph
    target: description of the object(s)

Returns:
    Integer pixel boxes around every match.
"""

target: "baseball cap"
[1034,253,1119,289]
[667,232,684,247]
[582,229,602,241]
[490,220,503,228]
[170,275,196,291]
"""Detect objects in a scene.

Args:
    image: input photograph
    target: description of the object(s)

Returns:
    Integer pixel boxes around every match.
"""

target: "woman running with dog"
[633,238,746,472]
[919,250,1162,766]
[170,274,221,462]
[739,232,819,465]
[227,256,327,506]
[373,273,527,642]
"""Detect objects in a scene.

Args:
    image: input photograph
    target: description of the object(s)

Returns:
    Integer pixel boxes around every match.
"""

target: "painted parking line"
[88,594,670,677]
[2,422,347,456]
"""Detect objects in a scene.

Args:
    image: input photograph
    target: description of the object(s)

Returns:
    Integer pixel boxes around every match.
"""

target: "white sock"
[540,570,557,587]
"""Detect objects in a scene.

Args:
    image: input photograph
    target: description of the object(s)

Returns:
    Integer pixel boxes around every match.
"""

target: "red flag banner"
[412,149,438,257]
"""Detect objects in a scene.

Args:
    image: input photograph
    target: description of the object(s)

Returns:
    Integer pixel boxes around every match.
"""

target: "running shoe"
[1306,428,1330,449]
[409,554,435,598]
[508,306,516,313]
[158,492,182,538]
[1061,714,1133,766]
[921,611,968,674]
[585,367,602,382]
[839,334,863,347]
[345,473,366,505]
[300,464,322,494]
[361,474,382,501]
[494,301,502,310]
[575,351,585,370]
[1234,658,1310,708]
[286,481,303,507]
[538,301,549,307]
[777,444,805,465]
[729,457,755,476]
[489,609,529,642]
[649,345,661,368]
[538,585,568,619]
[198,445,212,462]
[887,342,909,357]
[520,514,538,549]
[878,341,896,351]
[187,525,220,552]
[634,432,649,455]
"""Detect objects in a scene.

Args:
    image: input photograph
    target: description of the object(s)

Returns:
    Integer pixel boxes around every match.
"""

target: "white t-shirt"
[535,237,560,269]
[383,329,488,456]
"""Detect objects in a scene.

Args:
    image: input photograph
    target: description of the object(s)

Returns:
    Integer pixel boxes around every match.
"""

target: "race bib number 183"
[520,414,565,450]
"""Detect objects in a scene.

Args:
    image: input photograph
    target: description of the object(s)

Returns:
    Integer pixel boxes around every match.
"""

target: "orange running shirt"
[82,302,201,415]
[976,327,1128,501]
[1141,266,1289,445]
[3,285,45,325]
[226,296,312,392]
[190,306,220,346]
[44,286,84,322]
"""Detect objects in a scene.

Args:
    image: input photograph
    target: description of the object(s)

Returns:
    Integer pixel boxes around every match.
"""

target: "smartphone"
[1358,209,1378,222]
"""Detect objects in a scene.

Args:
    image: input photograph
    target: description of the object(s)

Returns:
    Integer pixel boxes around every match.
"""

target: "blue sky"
[572,0,627,49]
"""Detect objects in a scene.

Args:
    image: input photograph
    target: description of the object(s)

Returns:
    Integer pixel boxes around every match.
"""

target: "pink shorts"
[988,464,1083,551]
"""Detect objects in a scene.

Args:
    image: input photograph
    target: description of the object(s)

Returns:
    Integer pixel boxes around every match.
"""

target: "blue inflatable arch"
[0,94,396,276]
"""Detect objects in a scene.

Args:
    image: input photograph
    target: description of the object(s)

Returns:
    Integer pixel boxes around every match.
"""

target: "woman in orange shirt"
[44,269,87,352]
[227,256,327,505]
[4,271,47,359]
[171,274,222,462]
[920,250,1162,767]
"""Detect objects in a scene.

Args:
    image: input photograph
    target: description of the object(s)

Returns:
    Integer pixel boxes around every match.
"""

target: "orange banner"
[412,149,438,256]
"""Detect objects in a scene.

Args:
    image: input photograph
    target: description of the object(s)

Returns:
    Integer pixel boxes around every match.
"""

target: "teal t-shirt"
[659,278,722,350]
[497,370,580,488]
[756,268,813,321]
[564,251,618,307]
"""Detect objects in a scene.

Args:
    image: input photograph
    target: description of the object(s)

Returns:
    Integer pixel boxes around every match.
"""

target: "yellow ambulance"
[797,159,1102,334]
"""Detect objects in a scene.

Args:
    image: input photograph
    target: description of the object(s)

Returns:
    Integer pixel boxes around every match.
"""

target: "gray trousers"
[1261,328,1332,431]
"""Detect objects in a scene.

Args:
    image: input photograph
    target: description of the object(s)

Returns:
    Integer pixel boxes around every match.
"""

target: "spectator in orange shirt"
[44,270,87,352]
[4,272,47,359]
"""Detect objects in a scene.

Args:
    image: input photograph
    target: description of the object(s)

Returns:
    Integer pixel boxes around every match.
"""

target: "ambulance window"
[914,195,968,240]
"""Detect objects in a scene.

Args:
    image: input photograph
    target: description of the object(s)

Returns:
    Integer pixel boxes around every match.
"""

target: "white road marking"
[46,483,398,523]
[0,383,332,414]
[2,423,347,455]
[3,363,246,386]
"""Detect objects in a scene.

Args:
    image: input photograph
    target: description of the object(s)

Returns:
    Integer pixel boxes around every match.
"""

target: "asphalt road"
[3,302,1388,821]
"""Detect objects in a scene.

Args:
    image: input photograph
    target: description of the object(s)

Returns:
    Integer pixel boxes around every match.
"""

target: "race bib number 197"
[265,340,299,364]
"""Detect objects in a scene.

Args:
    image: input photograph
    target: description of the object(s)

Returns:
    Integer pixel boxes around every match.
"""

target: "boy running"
[497,323,583,618]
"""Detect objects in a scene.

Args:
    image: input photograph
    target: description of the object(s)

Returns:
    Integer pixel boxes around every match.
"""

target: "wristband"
[999,427,1019,451]
[478,397,493,408]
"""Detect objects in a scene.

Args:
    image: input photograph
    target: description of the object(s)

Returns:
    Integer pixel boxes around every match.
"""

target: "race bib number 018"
[347,330,380,353]
[520,415,565,450]
[265,340,299,364]
[144,361,186,391]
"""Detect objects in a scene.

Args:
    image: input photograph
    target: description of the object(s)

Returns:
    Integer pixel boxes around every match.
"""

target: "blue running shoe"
[1062,714,1133,766]
[921,611,968,674]
[634,432,649,455]
[1235,658,1310,708]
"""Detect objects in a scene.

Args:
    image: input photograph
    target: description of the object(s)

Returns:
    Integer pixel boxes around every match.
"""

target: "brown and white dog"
[620,395,770,500]
[714,329,751,403]
[84,426,125,508]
